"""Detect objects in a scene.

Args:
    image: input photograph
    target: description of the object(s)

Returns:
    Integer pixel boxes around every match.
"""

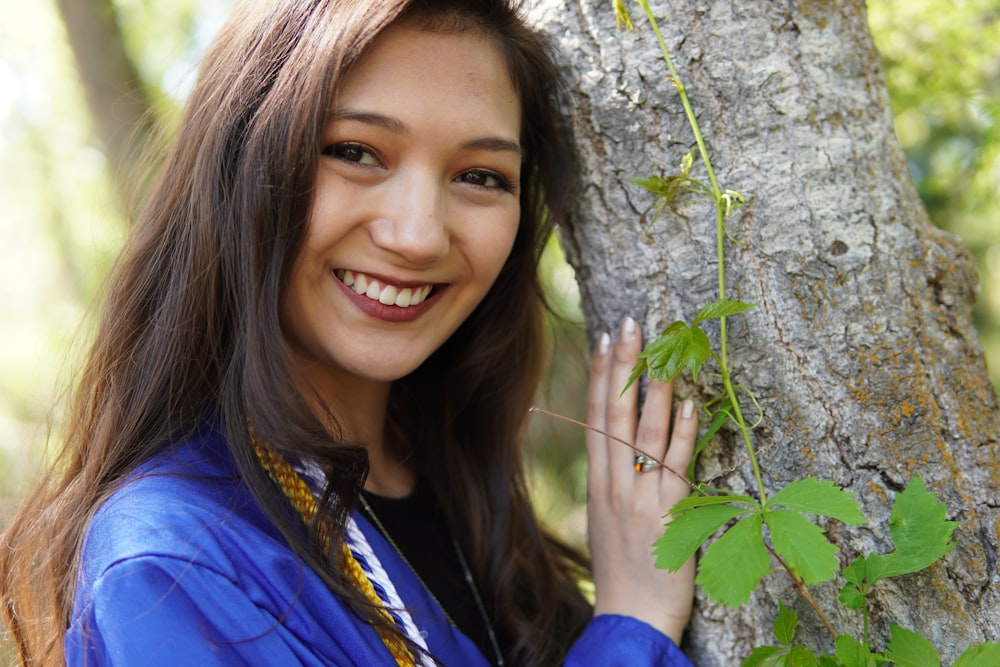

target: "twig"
[528,406,703,494]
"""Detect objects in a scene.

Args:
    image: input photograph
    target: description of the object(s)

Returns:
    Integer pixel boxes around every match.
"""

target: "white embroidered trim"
[345,516,434,666]
[297,460,434,666]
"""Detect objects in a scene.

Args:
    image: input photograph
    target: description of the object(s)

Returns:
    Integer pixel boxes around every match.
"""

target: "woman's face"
[281,23,522,396]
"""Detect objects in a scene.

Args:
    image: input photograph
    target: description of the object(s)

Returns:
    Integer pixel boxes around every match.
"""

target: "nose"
[368,172,449,266]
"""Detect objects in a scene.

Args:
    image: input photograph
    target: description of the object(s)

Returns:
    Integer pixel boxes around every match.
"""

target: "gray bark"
[531,1,1000,663]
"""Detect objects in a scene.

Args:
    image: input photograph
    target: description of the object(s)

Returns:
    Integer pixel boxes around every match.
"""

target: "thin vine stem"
[636,0,768,503]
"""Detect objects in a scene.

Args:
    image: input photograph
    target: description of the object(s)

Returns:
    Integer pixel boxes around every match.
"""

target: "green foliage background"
[0,0,997,549]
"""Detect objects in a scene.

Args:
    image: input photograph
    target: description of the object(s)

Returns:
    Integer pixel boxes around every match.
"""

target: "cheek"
[480,212,521,280]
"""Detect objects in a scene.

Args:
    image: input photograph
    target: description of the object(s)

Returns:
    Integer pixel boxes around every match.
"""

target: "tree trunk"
[53,0,155,207]
[531,1,1000,663]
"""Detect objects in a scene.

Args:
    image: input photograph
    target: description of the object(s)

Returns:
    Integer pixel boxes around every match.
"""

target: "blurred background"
[0,0,998,577]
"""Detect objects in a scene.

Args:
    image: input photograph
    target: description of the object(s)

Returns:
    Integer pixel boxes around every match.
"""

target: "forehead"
[333,24,521,137]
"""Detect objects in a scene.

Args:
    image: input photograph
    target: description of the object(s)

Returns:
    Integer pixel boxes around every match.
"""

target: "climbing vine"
[611,1,1000,665]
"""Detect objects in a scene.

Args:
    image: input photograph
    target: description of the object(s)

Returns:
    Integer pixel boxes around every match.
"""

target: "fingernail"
[621,316,637,341]
[681,399,694,419]
[596,331,611,355]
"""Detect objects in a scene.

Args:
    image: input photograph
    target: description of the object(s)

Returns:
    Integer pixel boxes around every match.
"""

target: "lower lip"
[335,275,444,323]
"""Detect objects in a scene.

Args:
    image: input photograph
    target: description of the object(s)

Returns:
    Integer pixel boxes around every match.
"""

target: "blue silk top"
[66,430,694,666]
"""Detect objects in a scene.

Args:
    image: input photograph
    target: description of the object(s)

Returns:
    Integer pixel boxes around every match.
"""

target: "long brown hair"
[0,1,588,665]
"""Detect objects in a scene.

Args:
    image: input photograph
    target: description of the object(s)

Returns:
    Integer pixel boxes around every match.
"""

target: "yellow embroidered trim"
[252,437,416,667]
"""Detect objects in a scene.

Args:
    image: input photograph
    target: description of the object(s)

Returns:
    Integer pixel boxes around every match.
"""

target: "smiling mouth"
[334,269,434,308]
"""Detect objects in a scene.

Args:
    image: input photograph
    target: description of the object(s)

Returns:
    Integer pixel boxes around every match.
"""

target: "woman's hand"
[586,316,698,644]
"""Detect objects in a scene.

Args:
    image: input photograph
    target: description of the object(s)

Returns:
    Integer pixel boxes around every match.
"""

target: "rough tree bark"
[531,1,999,664]
[53,0,155,207]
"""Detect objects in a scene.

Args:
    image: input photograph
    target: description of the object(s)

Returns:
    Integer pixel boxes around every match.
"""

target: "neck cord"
[359,495,506,667]
[251,438,418,667]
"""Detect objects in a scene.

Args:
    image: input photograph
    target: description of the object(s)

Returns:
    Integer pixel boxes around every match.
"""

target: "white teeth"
[335,270,433,308]
[378,285,398,305]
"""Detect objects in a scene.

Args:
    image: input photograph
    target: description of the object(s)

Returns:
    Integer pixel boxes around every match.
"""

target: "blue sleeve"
[565,615,694,667]
[65,555,324,667]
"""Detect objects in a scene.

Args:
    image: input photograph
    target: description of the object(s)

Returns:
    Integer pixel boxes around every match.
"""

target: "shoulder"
[78,429,280,591]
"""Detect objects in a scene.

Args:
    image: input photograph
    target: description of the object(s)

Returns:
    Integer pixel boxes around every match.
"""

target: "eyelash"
[458,169,515,193]
[322,142,516,193]
[323,142,381,166]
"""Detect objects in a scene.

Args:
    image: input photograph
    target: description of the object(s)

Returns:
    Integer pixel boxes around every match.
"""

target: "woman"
[0,0,697,665]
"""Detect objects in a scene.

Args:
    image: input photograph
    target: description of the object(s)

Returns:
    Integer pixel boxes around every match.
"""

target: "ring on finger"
[634,452,663,473]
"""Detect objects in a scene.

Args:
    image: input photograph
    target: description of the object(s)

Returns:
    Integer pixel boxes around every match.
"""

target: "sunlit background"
[0,0,997,609]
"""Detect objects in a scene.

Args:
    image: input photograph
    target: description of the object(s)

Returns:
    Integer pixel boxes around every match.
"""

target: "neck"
[297,371,417,498]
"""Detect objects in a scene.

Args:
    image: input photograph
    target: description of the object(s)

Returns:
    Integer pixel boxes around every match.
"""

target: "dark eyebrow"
[331,108,523,156]
[332,109,408,135]
[461,137,524,157]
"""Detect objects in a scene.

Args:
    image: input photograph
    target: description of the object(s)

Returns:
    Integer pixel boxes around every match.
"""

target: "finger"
[633,378,674,469]
[585,331,612,473]
[661,399,698,503]
[607,316,641,491]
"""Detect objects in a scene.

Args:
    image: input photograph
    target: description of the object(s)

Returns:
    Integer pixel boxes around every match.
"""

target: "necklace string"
[251,437,418,667]
[358,495,507,667]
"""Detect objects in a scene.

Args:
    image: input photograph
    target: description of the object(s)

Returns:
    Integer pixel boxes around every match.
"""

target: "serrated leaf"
[885,624,940,667]
[952,641,1000,667]
[740,646,785,667]
[879,476,958,578]
[694,298,758,324]
[841,554,891,588]
[628,321,711,389]
[837,582,866,611]
[774,602,798,646]
[696,514,771,606]
[654,503,747,571]
[784,646,819,667]
[765,509,840,585]
[834,635,879,667]
[767,478,866,525]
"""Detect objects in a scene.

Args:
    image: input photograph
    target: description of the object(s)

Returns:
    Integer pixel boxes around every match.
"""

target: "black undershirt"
[359,484,511,666]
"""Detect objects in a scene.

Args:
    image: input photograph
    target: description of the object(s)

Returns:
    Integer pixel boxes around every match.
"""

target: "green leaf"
[834,634,879,667]
[696,514,771,606]
[839,553,891,609]
[767,478,866,525]
[878,476,958,578]
[740,646,786,667]
[628,320,711,389]
[841,554,891,589]
[691,397,733,478]
[694,298,758,324]
[630,173,708,228]
[952,642,1000,667]
[784,646,819,667]
[774,602,798,646]
[837,582,865,611]
[885,624,940,667]
[765,509,840,585]
[653,503,747,571]
[816,657,840,667]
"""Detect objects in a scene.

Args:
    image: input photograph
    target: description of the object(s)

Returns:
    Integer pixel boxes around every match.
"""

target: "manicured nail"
[596,331,611,355]
[681,399,694,419]
[621,316,637,341]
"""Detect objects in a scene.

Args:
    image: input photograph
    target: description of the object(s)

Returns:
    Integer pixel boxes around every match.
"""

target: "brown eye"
[458,169,513,192]
[324,142,381,166]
